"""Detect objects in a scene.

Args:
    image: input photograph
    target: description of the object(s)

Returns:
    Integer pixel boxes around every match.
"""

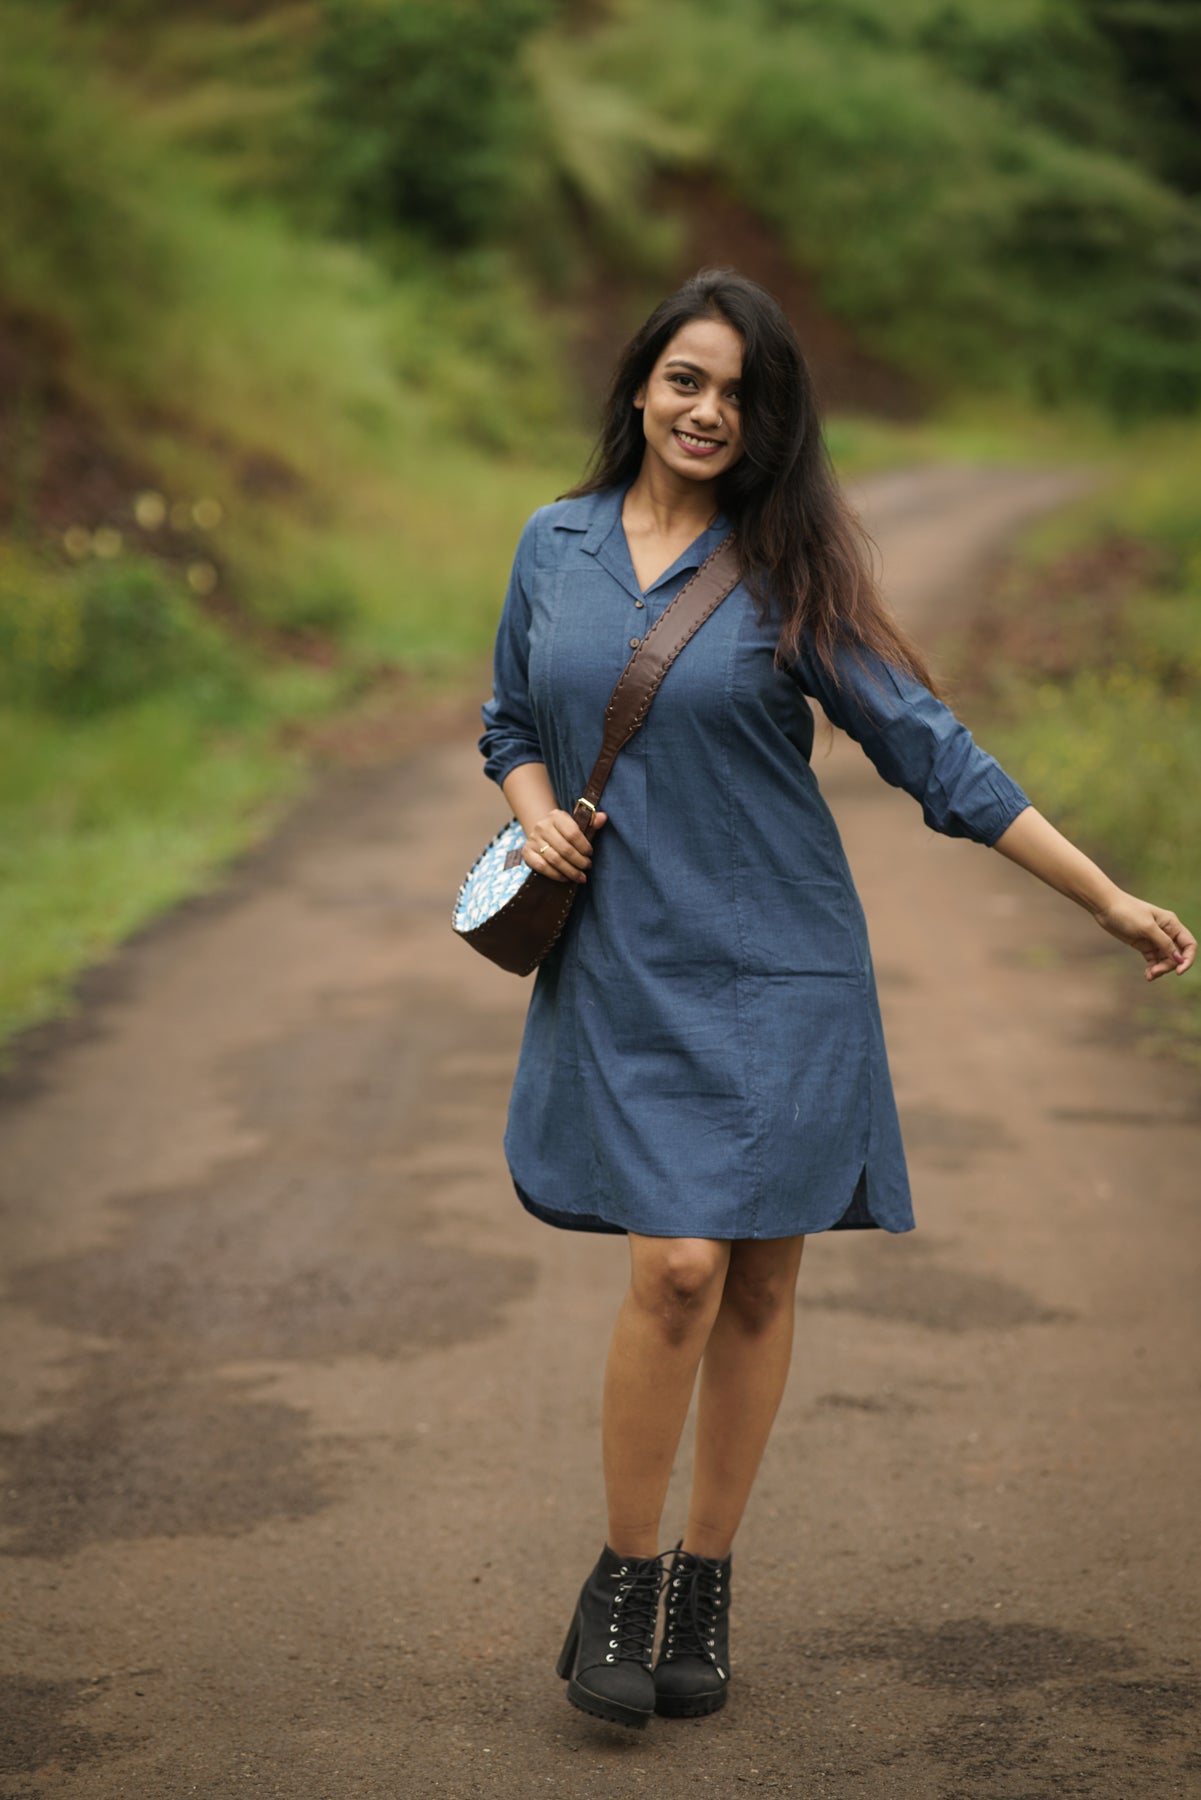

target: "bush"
[311,0,551,248]
[0,553,248,715]
[581,0,1201,418]
[965,440,1201,1059]
[0,6,174,374]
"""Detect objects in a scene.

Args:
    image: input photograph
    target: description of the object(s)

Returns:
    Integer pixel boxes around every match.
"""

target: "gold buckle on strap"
[574,797,597,818]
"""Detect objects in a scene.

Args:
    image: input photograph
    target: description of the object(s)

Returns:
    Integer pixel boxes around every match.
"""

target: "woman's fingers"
[1171,919,1197,974]
[1146,912,1196,979]
[523,830,576,882]
[1100,896,1196,980]
[523,808,606,883]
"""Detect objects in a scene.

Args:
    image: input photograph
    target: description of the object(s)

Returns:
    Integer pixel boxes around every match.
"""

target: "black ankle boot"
[556,1544,665,1729]
[653,1544,732,1717]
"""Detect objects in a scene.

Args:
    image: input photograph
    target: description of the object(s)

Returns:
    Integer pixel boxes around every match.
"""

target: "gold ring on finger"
[539,843,552,856]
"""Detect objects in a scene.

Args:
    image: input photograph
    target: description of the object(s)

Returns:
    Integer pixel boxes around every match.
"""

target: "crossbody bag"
[452,535,740,975]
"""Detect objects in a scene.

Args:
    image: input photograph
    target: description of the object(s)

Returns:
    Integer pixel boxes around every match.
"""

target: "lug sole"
[558,1610,654,1729]
[654,1685,729,1718]
[566,1677,652,1730]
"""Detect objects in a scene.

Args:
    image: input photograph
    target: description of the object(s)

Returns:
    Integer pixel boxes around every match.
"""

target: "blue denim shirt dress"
[478,483,1032,1240]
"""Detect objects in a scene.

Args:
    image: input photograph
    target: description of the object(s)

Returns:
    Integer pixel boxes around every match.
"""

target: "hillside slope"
[2,0,1199,1050]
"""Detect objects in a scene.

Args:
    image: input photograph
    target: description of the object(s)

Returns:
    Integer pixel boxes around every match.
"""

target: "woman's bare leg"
[682,1235,806,1559]
[602,1234,731,1558]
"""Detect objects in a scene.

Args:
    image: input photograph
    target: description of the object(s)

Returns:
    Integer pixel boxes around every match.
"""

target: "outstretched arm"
[991,805,1196,981]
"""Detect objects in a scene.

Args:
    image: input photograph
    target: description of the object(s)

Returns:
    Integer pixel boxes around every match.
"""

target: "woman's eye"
[669,374,696,389]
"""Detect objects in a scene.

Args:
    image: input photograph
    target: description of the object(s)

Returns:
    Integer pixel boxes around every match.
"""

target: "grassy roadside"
[0,405,917,1056]
[941,423,1201,1063]
[0,402,1139,1060]
[0,8,579,1054]
[3,5,1196,1062]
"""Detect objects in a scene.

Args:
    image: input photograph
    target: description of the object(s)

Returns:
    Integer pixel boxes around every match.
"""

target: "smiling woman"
[641,325,745,461]
[621,320,745,587]
[471,267,1196,1732]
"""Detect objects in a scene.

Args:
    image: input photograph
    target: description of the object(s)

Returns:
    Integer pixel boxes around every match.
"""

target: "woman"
[476,269,1194,1730]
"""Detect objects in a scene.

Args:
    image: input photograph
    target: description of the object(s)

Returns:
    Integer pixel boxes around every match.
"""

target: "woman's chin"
[649,441,727,483]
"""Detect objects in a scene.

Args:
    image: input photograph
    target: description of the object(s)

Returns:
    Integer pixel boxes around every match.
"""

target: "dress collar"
[559,482,731,602]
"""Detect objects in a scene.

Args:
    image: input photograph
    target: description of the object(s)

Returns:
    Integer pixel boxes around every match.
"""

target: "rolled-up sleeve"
[793,631,1032,846]
[478,515,545,788]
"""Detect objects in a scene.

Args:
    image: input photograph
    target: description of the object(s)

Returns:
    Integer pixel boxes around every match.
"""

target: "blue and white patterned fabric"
[453,817,530,934]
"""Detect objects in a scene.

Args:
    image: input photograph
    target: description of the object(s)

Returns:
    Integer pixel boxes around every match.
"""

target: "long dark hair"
[565,268,941,694]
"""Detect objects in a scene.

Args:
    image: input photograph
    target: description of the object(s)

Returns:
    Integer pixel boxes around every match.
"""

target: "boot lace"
[607,1554,667,1668]
[663,1551,725,1665]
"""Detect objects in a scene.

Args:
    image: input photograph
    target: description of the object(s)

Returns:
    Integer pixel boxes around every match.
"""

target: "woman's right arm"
[502,763,603,886]
[478,513,604,885]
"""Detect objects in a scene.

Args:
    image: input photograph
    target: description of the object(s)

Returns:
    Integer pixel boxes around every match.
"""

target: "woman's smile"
[633,315,745,486]
[673,428,725,456]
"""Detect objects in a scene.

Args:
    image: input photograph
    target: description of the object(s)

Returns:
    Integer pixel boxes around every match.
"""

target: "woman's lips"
[673,428,724,457]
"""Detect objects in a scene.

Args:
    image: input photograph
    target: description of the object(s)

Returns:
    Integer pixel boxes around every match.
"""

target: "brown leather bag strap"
[570,534,740,830]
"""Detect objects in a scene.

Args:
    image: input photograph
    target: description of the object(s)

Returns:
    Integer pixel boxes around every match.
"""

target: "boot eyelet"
[605,1653,615,1664]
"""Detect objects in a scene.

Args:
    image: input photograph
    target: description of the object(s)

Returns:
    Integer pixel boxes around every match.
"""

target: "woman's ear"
[632,384,646,410]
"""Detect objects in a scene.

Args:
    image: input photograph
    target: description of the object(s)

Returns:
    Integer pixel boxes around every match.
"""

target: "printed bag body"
[451,816,578,976]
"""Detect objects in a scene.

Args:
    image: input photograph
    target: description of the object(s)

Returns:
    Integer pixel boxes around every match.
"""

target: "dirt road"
[2,466,1198,1799]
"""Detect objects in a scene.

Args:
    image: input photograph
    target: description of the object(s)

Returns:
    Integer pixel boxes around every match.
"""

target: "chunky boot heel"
[557,1544,666,1729]
[653,1545,733,1718]
[555,1614,579,1681]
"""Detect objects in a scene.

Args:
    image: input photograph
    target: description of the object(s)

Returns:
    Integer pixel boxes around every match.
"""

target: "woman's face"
[633,316,744,486]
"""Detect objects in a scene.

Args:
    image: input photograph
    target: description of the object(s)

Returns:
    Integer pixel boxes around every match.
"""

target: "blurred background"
[2,0,1199,1057]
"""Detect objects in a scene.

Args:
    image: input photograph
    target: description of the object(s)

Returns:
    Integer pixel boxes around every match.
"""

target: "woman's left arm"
[991,805,1196,981]
[793,631,1195,981]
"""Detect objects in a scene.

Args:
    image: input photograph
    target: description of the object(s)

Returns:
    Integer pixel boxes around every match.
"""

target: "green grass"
[0,680,324,1049]
[573,0,1201,417]
[2,0,1198,1061]
[957,428,1201,1061]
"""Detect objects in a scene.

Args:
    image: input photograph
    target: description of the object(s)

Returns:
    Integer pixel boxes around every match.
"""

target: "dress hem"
[512,1170,914,1240]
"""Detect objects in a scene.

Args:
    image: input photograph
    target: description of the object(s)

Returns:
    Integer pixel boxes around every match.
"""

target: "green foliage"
[0,8,174,383]
[1088,0,1201,192]
[976,440,1201,1058]
[0,553,248,716]
[2,0,1199,1058]
[23,0,1198,422]
[311,0,551,247]
[581,0,1201,416]
[0,694,309,1051]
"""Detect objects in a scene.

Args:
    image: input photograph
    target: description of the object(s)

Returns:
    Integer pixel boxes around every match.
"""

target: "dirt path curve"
[2,466,1199,1800]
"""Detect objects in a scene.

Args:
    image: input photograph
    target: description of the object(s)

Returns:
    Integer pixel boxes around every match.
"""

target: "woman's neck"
[622,460,719,539]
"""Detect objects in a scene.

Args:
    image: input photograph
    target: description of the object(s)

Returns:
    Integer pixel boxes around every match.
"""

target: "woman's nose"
[690,392,723,427]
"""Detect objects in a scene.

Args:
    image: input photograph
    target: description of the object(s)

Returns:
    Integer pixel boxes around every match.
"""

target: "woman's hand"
[990,809,1195,980]
[1091,892,1196,980]
[522,807,608,884]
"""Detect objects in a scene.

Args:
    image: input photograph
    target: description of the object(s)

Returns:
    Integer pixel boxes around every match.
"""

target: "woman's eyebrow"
[664,358,741,381]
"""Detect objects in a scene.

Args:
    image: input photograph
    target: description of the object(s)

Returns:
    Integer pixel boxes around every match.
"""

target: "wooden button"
[634,599,645,609]
[629,637,641,648]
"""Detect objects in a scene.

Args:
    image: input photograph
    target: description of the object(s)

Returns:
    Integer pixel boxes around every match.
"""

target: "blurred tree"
[312,0,552,248]
[1088,0,1201,192]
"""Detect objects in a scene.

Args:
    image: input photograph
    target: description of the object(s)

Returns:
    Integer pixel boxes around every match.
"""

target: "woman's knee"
[629,1237,729,1338]
[721,1242,804,1333]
